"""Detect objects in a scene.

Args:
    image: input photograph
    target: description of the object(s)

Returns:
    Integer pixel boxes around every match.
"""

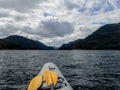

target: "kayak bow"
[28,62,73,90]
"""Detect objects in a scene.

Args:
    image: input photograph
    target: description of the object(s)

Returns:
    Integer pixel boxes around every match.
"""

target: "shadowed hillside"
[59,23,120,50]
[0,35,54,50]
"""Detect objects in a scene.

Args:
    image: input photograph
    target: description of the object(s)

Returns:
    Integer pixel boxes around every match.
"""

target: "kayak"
[39,62,73,90]
[28,62,73,90]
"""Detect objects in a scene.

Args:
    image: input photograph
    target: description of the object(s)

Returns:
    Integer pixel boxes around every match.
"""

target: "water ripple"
[0,50,120,90]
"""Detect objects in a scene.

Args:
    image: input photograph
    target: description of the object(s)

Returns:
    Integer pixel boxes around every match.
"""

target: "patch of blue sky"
[43,12,52,17]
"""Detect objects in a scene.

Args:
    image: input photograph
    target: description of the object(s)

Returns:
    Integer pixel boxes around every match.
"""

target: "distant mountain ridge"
[59,39,82,50]
[0,23,120,50]
[59,23,120,50]
[0,35,53,50]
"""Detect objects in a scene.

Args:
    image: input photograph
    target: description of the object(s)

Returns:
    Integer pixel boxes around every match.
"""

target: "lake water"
[0,50,120,90]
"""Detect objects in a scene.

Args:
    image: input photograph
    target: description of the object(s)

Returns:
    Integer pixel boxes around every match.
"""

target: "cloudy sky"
[0,0,120,47]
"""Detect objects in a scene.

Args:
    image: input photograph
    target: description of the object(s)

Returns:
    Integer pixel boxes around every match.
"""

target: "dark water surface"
[0,50,120,90]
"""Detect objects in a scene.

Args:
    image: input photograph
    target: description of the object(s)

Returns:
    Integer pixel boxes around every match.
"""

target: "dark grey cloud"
[22,21,74,38]
[39,21,74,37]
[0,20,75,42]
[0,9,10,18]
[0,24,19,37]
[64,0,80,10]
[0,12,9,18]
[0,0,45,12]
[14,15,27,21]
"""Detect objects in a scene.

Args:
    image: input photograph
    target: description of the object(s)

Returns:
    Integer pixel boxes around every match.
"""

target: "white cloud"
[0,0,120,46]
[0,0,45,12]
